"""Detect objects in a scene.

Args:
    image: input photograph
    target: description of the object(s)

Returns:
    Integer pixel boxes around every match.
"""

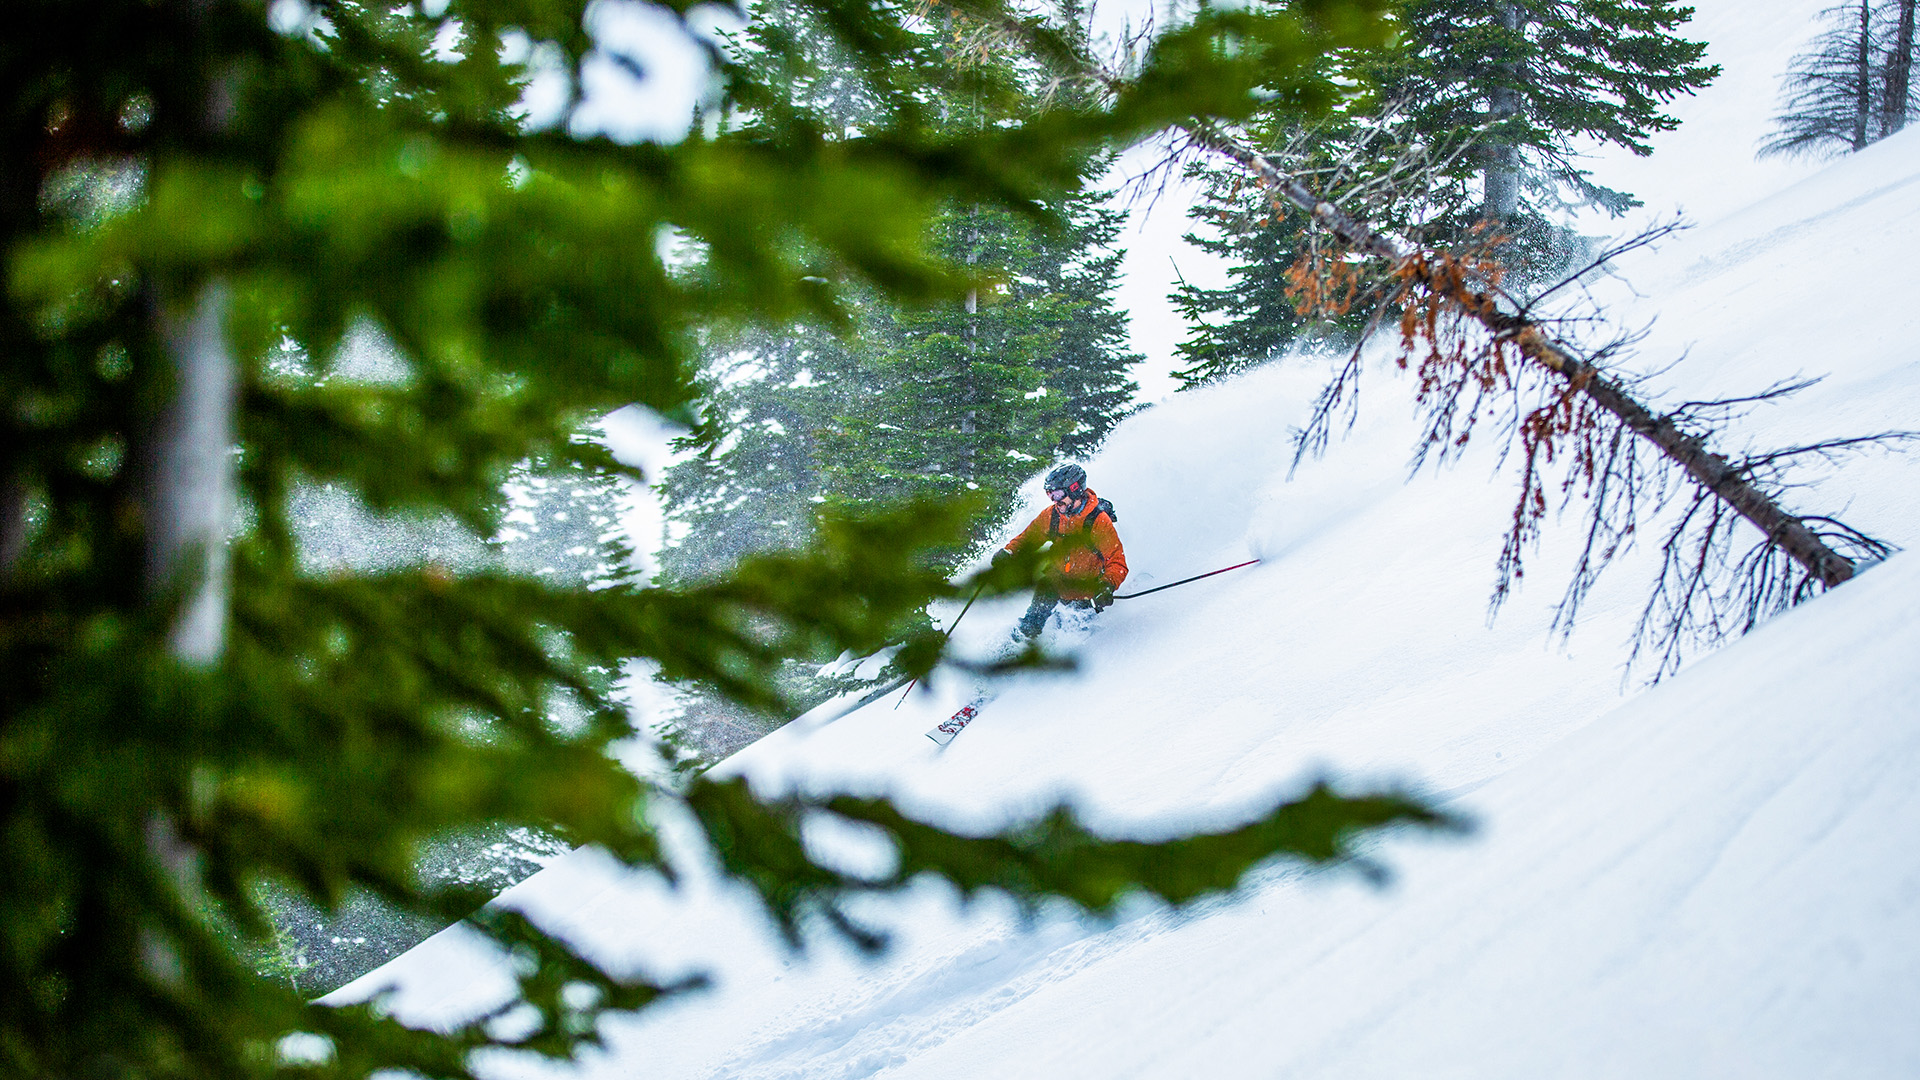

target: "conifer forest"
[3,1,1918,1077]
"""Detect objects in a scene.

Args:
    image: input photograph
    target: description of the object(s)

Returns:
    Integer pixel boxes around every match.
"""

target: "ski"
[926,697,986,746]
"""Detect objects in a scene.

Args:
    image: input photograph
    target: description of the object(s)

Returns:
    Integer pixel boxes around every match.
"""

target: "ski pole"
[894,582,986,709]
[1113,558,1260,600]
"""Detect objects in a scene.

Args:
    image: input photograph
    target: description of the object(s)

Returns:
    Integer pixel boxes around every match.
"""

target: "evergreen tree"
[662,5,1140,584]
[669,187,1140,579]
[0,0,1436,1074]
[1379,0,1718,233]
[1173,0,1717,387]
[1171,153,1375,387]
[655,322,853,583]
[653,0,906,593]
[800,10,1143,553]
[1021,181,1143,458]
[817,197,1129,555]
[1759,0,1919,160]
[656,182,1143,756]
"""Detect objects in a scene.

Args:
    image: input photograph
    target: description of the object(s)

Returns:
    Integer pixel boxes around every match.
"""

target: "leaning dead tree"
[1182,120,1906,675]
[1190,121,1849,590]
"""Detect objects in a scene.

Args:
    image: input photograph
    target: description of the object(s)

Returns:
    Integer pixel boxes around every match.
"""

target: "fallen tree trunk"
[1183,122,1857,590]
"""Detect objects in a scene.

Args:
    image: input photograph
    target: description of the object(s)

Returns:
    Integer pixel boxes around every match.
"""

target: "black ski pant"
[1017,589,1093,639]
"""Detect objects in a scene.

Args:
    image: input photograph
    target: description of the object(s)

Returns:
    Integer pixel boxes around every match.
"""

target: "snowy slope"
[1565,0,1828,227]
[816,547,1920,1080]
[330,11,1920,1076]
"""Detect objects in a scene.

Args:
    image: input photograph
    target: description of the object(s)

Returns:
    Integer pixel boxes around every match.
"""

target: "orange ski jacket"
[1003,488,1128,600]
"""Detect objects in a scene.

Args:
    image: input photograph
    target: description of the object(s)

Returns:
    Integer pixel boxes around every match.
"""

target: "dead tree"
[1183,122,1906,675]
[1886,0,1918,136]
[1759,0,1919,159]
[1188,124,1856,586]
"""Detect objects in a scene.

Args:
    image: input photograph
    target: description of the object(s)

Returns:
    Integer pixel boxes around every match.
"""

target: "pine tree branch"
[687,774,1455,950]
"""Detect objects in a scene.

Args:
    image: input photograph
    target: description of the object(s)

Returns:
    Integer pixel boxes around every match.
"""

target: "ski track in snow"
[329,3,1920,1074]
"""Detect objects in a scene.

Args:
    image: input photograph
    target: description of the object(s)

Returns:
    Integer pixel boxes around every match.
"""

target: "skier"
[995,463,1128,639]
[925,473,1124,745]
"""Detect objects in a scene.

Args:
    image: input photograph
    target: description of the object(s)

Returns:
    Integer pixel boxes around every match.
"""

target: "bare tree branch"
[1288,296,1388,476]
[1518,221,1685,313]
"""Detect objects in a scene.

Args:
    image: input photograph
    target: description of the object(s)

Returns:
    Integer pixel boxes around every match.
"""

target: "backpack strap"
[1087,500,1114,575]
[1052,498,1115,539]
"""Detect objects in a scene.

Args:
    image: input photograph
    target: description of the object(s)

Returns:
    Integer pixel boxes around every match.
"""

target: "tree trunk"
[0,475,24,581]
[133,279,237,991]
[1853,0,1875,148]
[1187,123,1858,590]
[1885,0,1916,136]
[962,215,979,483]
[143,279,237,666]
[1482,2,1526,222]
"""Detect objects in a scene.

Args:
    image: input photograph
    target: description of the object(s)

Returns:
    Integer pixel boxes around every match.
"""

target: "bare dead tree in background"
[1884,0,1917,136]
[1760,0,1920,160]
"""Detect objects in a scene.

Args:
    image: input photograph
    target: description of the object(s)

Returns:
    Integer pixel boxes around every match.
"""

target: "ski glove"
[1091,587,1114,612]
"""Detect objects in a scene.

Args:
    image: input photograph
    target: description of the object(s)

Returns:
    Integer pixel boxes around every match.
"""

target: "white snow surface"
[330,14,1920,1077]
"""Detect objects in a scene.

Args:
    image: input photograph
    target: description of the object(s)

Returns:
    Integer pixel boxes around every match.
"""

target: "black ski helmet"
[1044,462,1087,498]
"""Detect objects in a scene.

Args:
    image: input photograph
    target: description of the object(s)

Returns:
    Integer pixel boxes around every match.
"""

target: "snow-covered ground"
[331,5,1920,1075]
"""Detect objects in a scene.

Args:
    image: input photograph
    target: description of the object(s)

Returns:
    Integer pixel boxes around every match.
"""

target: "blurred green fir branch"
[0,0,1439,1075]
